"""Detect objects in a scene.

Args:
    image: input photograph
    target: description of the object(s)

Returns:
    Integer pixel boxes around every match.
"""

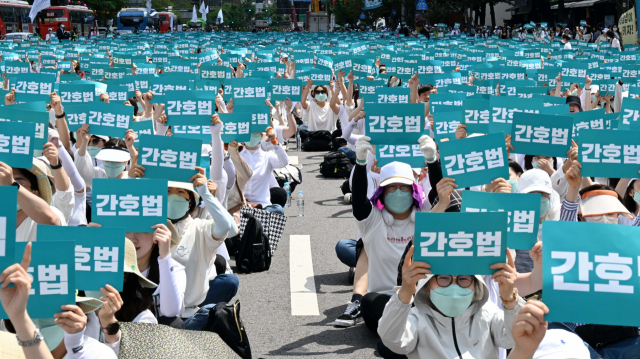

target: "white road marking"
[290,234,320,316]
[289,156,299,165]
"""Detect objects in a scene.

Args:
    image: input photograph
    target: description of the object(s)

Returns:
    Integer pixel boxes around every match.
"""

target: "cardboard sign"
[138,135,202,182]
[365,103,425,145]
[65,102,132,138]
[578,129,640,178]
[0,121,35,168]
[0,186,17,270]
[511,113,573,157]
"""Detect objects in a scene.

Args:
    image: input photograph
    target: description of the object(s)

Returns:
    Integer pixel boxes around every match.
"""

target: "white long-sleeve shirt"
[239,143,289,207]
[74,153,129,189]
[141,254,186,318]
[63,329,117,359]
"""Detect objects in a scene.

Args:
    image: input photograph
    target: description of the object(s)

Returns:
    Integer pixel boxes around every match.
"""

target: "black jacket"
[56,27,66,41]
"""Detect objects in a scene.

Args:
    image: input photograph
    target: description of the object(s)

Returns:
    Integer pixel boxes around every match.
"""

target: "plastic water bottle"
[296,134,301,151]
[297,190,304,217]
[284,182,291,208]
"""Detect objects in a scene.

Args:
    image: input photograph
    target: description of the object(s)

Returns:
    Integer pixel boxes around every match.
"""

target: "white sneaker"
[344,193,352,204]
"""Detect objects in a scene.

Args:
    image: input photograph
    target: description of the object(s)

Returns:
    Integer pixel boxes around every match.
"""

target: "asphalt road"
[230,148,379,358]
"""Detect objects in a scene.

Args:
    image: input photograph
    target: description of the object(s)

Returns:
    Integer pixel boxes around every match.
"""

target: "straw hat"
[0,331,26,359]
[124,238,158,288]
[25,158,56,205]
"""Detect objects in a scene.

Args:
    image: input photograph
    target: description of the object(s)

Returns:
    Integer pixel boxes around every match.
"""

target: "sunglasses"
[434,275,474,288]
[90,138,103,146]
[315,90,327,95]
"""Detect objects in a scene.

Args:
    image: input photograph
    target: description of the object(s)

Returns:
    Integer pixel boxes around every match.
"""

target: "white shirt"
[17,206,67,242]
[63,329,116,359]
[170,216,225,317]
[52,185,75,223]
[306,101,338,132]
[612,37,621,50]
[141,255,186,318]
[239,143,289,207]
[563,42,572,50]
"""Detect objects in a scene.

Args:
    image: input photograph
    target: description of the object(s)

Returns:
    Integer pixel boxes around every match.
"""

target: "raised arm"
[300,78,312,110]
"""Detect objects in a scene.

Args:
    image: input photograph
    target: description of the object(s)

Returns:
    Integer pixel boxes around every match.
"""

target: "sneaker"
[344,193,352,204]
[347,266,355,285]
[334,300,362,327]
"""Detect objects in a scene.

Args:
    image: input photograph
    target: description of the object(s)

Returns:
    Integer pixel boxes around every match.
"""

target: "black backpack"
[301,130,333,151]
[205,300,252,359]
[235,213,271,273]
[574,324,639,349]
[320,151,353,179]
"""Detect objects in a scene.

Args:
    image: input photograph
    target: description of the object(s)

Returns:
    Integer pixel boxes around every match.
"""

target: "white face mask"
[584,215,619,225]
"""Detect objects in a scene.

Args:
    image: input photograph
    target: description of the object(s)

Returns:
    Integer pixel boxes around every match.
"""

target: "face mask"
[585,215,619,224]
[429,284,474,318]
[532,161,540,169]
[315,93,327,102]
[385,188,413,214]
[591,95,596,103]
[87,146,102,158]
[571,91,578,96]
[507,179,519,193]
[244,133,263,148]
[17,203,21,212]
[167,194,190,220]
[633,191,640,205]
[540,196,551,217]
[103,162,125,178]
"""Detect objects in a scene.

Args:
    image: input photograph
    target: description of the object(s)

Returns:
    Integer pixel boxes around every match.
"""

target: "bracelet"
[50,158,62,170]
[585,87,591,90]
[500,288,518,305]
[55,111,66,119]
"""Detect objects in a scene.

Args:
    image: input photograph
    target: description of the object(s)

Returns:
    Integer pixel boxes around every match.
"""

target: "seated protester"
[125,223,186,324]
[239,127,290,213]
[39,139,75,225]
[226,140,254,217]
[0,159,66,243]
[618,177,640,225]
[387,76,402,87]
[566,95,582,113]
[54,129,88,226]
[130,166,238,330]
[378,248,524,358]
[0,243,117,359]
[267,98,298,144]
[300,79,341,134]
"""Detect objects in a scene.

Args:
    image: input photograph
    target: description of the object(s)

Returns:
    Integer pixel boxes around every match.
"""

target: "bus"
[37,5,95,38]
[187,18,205,30]
[0,0,33,35]
[117,8,158,33]
[157,12,177,33]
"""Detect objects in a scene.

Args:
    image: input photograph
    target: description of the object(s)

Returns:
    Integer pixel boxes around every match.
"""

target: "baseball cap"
[518,169,552,195]
[379,161,416,187]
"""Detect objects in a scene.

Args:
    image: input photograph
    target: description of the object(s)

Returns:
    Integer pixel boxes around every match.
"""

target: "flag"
[29,0,50,23]
[217,8,223,24]
[192,5,198,23]
[199,0,206,15]
[146,0,152,15]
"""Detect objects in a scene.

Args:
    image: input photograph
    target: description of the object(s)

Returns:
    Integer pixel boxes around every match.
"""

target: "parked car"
[1,32,36,43]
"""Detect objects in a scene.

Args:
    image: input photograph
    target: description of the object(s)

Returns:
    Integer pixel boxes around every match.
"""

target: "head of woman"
[623,179,640,215]
[517,168,553,221]
[424,275,482,317]
[313,85,328,103]
[96,139,130,178]
[167,185,198,222]
[388,76,402,87]
[524,155,557,171]
[373,162,421,217]
[578,184,632,224]
[507,160,524,193]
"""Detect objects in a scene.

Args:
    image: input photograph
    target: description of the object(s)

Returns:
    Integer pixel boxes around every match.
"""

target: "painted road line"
[290,235,320,316]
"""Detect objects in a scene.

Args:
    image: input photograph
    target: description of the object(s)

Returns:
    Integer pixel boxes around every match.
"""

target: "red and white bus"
[37,4,95,38]
[157,12,177,33]
[0,0,34,35]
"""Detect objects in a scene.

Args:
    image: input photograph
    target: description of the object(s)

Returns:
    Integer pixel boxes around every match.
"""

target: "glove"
[418,135,437,163]
[355,136,373,164]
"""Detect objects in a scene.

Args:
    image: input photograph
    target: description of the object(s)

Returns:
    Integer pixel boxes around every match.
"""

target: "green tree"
[83,0,127,25]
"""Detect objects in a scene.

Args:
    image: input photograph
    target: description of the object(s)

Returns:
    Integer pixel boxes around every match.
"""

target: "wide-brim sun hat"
[518,169,553,195]
[124,238,158,288]
[26,158,56,205]
[579,190,633,219]
[168,181,201,200]
[95,145,131,162]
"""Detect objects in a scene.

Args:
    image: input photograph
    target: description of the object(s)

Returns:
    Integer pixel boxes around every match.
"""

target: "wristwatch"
[11,181,20,188]
[50,158,63,170]
[16,327,44,347]
[103,321,120,336]
[55,111,66,119]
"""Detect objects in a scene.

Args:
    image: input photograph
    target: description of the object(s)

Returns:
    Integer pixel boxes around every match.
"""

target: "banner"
[578,129,640,178]
[38,226,125,291]
[511,113,573,157]
[365,104,425,145]
[438,133,509,188]
[0,241,75,319]
[0,121,35,168]
[619,7,638,46]
[29,0,50,23]
[462,191,541,250]
[0,186,17,270]
[91,178,167,233]
[413,212,508,275]
[138,135,202,182]
[543,221,640,326]
[65,102,132,139]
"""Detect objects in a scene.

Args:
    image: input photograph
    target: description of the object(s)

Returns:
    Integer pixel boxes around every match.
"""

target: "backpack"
[273,164,303,192]
[301,130,333,151]
[320,151,353,179]
[205,300,252,359]
[574,324,639,349]
[235,213,271,273]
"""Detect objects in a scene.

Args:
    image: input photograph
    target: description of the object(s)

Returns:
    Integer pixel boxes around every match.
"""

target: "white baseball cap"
[518,169,552,195]
[379,161,416,187]
[533,329,591,359]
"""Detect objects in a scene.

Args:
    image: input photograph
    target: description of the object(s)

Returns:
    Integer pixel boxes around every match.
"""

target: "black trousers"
[361,292,408,359]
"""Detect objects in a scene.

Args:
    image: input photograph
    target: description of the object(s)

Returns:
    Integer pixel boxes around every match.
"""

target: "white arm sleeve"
[196,184,235,239]
[157,255,186,317]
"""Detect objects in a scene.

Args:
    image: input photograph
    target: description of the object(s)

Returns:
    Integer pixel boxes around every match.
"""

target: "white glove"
[418,135,437,163]
[355,136,373,164]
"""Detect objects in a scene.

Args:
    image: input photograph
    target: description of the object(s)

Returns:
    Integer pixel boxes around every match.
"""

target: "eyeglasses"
[384,184,412,193]
[586,214,619,220]
[435,275,474,288]
[315,90,327,95]
[90,138,103,146]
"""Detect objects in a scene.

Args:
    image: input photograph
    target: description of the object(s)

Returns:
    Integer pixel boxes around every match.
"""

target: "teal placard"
[200,65,231,80]
[365,103,425,145]
[571,108,606,137]
[0,241,75,319]
[223,78,270,105]
[375,87,411,104]
[0,186,17,270]
[0,107,48,157]
[14,73,55,101]
[37,226,125,292]
[171,125,211,142]
[511,113,573,157]
[65,102,132,139]
[112,52,133,67]
[91,178,167,233]
[163,90,215,126]
[152,76,192,95]
[217,112,255,142]
[270,79,303,101]
[462,99,491,134]
[0,121,35,168]
[129,120,154,144]
[429,93,465,112]
[413,212,508,275]
[543,221,640,326]
[461,191,541,250]
[489,97,544,134]
[619,98,640,131]
[138,135,202,182]
[376,143,426,167]
[59,83,95,103]
[578,129,640,178]
[433,111,463,142]
[438,133,509,188]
